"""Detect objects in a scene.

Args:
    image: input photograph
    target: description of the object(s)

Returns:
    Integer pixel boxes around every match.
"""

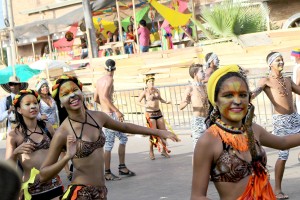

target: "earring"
[60,104,63,108]
[210,106,219,123]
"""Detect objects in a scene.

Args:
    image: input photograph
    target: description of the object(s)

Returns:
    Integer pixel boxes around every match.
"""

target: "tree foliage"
[201,0,268,38]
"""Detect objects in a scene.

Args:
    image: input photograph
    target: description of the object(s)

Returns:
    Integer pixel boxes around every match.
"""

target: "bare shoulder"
[7,128,23,145]
[7,128,20,139]
[87,110,107,127]
[53,121,70,140]
[196,129,219,148]
[252,123,267,140]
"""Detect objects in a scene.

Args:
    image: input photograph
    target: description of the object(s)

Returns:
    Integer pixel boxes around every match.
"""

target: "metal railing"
[1,74,287,135]
[85,74,283,132]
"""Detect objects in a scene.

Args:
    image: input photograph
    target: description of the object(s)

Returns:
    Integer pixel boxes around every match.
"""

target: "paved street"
[1,132,300,200]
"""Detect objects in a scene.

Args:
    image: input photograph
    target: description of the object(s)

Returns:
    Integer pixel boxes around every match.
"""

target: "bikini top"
[68,111,105,159]
[146,89,160,101]
[210,141,267,183]
[23,125,51,152]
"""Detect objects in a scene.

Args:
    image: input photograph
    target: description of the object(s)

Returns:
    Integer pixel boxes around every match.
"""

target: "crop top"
[68,111,105,159]
[210,141,267,183]
[23,126,51,152]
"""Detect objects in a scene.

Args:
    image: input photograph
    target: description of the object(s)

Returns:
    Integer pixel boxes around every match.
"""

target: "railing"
[85,74,285,132]
[0,74,288,136]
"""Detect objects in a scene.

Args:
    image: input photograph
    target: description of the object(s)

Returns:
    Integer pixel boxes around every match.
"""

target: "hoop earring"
[210,106,219,123]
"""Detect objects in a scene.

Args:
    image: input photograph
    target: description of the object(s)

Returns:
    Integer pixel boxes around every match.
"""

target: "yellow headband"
[207,65,240,106]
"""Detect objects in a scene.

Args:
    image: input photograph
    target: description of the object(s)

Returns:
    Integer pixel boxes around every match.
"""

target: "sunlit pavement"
[1,131,300,200]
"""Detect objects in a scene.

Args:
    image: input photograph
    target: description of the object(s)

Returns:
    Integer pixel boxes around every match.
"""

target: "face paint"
[59,81,83,109]
[270,56,284,72]
[216,77,249,127]
[19,94,39,118]
[213,57,220,67]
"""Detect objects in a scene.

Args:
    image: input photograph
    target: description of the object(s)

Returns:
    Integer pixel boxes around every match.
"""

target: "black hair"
[139,19,146,27]
[53,79,87,124]
[205,72,250,128]
[266,52,279,63]
[189,64,203,78]
[37,83,51,96]
[0,161,21,200]
[105,59,116,72]
[205,52,213,62]
[14,94,47,138]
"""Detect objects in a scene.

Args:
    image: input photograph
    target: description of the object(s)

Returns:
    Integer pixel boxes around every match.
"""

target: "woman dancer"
[137,74,172,160]
[5,89,63,200]
[191,65,300,199]
[36,78,72,181]
[39,75,179,200]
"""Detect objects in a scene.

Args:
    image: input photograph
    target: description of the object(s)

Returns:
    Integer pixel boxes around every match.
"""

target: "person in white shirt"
[0,76,28,136]
[36,79,59,128]
[292,48,300,113]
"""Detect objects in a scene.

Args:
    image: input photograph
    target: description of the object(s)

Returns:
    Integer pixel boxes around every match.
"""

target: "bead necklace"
[193,84,209,111]
[271,75,288,97]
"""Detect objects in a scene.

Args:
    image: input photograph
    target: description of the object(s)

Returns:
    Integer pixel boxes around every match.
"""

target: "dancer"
[5,89,63,200]
[94,59,135,180]
[179,64,209,149]
[252,52,300,199]
[191,64,300,199]
[203,52,219,83]
[137,74,172,160]
[36,78,72,181]
[39,75,179,200]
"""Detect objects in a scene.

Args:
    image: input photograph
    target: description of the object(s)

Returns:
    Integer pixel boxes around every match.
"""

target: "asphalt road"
[1,133,300,200]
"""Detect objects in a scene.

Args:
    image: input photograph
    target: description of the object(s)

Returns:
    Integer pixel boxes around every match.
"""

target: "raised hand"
[66,135,77,159]
[14,142,35,155]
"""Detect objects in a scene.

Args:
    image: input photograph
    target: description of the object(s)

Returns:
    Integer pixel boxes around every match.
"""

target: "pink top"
[138,26,150,46]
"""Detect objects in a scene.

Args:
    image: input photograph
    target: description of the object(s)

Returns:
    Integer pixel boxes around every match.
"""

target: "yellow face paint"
[59,81,83,110]
[216,77,249,127]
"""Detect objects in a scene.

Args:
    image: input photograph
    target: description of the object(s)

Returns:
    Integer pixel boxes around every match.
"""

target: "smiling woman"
[39,75,179,200]
[190,64,300,200]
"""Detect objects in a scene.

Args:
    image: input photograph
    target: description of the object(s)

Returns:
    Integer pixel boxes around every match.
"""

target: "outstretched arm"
[179,86,192,110]
[158,89,171,104]
[251,77,267,100]
[254,123,300,150]
[101,112,179,142]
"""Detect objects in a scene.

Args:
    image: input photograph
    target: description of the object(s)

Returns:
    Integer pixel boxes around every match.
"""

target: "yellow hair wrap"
[22,168,40,200]
[207,65,240,106]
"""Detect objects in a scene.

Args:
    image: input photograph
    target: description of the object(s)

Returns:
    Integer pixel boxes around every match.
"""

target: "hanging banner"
[93,18,117,38]
[121,6,150,31]
[148,0,191,27]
